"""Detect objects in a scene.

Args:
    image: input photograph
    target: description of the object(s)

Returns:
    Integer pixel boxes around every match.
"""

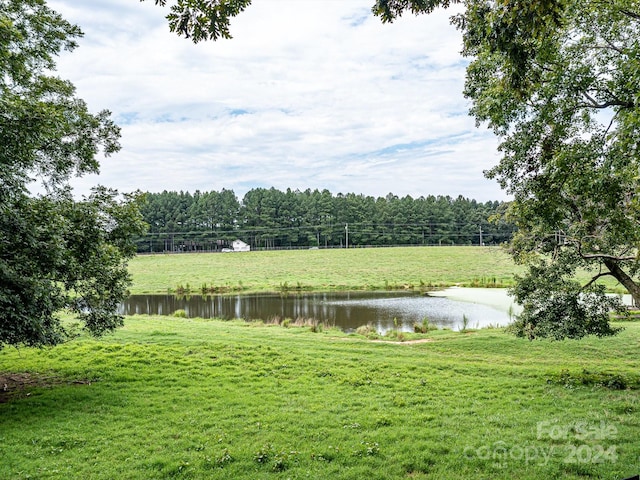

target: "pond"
[120,288,520,333]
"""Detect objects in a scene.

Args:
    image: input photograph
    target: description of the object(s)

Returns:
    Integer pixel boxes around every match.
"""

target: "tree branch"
[619,8,640,21]
[602,36,625,54]
[582,271,615,290]
[580,252,636,261]
[568,236,636,262]
[578,92,635,109]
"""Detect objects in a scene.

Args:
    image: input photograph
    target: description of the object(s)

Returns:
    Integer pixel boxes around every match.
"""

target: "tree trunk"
[603,258,640,307]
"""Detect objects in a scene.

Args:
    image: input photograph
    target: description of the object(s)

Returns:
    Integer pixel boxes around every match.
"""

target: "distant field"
[127,246,523,294]
[1,317,638,479]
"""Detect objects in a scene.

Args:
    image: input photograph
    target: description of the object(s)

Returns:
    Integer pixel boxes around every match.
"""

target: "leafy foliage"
[142,0,251,42]
[0,0,146,348]
[508,258,625,340]
[463,0,640,338]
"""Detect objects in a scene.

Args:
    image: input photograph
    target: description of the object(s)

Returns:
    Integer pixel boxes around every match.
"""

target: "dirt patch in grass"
[0,373,92,403]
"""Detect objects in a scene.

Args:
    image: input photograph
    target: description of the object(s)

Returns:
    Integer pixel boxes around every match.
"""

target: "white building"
[231,239,250,252]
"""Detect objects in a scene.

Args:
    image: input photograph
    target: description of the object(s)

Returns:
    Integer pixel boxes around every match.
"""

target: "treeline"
[135,188,515,252]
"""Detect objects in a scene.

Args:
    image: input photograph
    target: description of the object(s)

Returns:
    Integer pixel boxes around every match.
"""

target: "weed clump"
[253,444,297,472]
[309,321,323,333]
[254,444,274,464]
[354,441,380,457]
[355,324,378,338]
[460,314,470,332]
[279,281,311,292]
[204,449,233,469]
[413,317,434,333]
[384,330,407,342]
[466,276,505,288]
[196,282,243,294]
[549,369,638,390]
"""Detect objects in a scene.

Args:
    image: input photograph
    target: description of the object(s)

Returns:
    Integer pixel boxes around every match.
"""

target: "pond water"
[121,288,520,333]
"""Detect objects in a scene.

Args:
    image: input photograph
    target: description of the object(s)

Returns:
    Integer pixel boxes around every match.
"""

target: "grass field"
[1,317,639,479]
[127,246,524,294]
[2,246,638,479]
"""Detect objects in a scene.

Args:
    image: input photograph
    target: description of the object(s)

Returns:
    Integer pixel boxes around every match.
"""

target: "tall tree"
[460,0,639,339]
[379,0,638,338]
[0,0,145,348]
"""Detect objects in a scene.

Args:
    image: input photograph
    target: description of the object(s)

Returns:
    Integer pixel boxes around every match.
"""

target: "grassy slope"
[1,318,639,479]
[127,246,523,294]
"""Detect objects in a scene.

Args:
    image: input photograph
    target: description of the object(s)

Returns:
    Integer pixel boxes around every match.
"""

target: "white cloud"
[47,0,506,201]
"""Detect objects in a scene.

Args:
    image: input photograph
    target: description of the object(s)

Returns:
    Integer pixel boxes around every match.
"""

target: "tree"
[459,0,640,339]
[0,0,146,348]
[385,0,640,338]
[148,0,640,339]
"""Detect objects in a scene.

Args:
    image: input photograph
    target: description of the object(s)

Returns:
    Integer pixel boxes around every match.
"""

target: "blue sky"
[48,0,506,201]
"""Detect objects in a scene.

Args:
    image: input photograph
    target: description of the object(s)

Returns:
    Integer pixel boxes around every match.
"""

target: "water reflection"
[121,290,514,333]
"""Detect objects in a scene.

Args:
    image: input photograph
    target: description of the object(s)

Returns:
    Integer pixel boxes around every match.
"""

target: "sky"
[47,0,506,201]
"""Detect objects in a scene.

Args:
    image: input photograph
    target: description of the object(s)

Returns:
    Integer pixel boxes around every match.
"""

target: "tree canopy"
[464,0,640,339]
[147,0,640,339]
[134,188,512,252]
[0,0,146,348]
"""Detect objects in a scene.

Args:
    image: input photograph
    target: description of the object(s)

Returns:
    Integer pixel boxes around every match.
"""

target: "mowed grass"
[127,246,523,294]
[2,247,636,478]
[1,317,639,479]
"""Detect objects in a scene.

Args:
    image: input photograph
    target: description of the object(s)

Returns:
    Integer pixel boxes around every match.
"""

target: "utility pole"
[479,225,483,246]
[345,223,349,248]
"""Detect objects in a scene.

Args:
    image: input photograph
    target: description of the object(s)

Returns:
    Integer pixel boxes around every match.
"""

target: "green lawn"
[1,317,639,479]
[2,246,637,479]
[127,246,523,294]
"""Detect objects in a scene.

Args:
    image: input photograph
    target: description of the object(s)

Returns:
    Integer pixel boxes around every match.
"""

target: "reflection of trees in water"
[122,291,512,332]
